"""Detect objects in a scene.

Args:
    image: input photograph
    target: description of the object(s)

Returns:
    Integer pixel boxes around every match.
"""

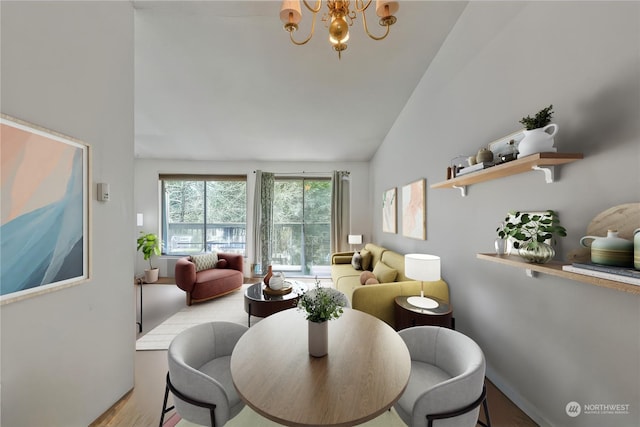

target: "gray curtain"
[252,171,274,274]
[331,171,350,254]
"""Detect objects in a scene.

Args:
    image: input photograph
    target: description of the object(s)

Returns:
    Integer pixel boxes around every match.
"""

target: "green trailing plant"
[298,277,344,323]
[501,210,567,250]
[519,104,554,130]
[137,232,161,270]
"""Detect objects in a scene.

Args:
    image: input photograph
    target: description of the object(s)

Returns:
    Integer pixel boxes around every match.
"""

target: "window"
[160,175,247,256]
[272,178,331,276]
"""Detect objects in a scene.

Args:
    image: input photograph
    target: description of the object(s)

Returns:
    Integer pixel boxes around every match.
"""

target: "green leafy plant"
[519,104,554,130]
[501,210,567,250]
[137,232,161,270]
[298,278,344,323]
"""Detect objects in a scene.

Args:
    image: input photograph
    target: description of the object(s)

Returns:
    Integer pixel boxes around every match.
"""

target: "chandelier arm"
[360,9,391,41]
[289,11,318,45]
[353,0,373,12]
[302,0,322,13]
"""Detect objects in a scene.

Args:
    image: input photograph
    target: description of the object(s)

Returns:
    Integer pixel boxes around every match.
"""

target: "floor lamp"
[405,254,441,309]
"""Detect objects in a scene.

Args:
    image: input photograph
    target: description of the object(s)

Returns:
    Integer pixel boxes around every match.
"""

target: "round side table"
[394,295,453,330]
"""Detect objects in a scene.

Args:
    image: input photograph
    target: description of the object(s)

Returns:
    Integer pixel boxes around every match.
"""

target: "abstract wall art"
[402,178,426,240]
[382,187,397,234]
[1,114,90,304]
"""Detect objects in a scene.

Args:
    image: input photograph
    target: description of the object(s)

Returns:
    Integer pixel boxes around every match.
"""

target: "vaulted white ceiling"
[134,1,467,161]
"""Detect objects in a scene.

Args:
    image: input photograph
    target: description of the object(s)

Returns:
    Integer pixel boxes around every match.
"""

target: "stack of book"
[561,262,640,286]
[456,162,493,176]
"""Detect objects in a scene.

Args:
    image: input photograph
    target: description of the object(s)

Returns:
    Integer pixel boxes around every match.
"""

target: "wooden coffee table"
[230,308,411,426]
[243,281,306,326]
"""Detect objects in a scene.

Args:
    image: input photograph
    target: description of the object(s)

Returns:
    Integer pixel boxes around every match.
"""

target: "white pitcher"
[517,123,559,157]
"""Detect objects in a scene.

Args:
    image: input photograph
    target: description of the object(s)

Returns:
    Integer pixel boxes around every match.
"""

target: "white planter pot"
[518,124,558,157]
[308,320,328,357]
[144,268,159,283]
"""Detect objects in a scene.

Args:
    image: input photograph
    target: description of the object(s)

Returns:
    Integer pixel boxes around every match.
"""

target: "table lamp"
[348,234,363,251]
[404,254,441,309]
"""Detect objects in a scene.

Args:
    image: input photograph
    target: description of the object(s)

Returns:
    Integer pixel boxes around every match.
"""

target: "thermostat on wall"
[97,183,110,202]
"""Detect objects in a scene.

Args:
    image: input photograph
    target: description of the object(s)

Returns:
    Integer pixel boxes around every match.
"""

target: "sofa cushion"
[360,249,372,271]
[216,259,228,269]
[365,277,380,285]
[360,271,375,285]
[351,252,362,270]
[190,252,218,272]
[373,261,398,283]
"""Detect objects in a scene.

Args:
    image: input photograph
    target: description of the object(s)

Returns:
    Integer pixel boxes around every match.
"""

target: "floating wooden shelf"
[477,253,640,295]
[431,152,583,196]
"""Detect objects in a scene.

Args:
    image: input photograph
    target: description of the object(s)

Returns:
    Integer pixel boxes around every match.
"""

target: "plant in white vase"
[137,231,161,283]
[298,277,345,357]
[517,104,559,157]
[501,210,567,263]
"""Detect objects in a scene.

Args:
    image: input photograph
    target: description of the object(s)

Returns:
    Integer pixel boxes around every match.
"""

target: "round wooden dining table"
[230,308,411,427]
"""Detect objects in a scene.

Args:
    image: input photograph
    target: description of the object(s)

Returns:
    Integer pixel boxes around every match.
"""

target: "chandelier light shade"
[280,0,399,59]
[405,254,441,310]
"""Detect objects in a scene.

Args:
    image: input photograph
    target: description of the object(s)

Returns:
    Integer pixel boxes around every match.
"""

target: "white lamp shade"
[280,0,302,25]
[348,234,363,245]
[376,0,399,18]
[405,254,441,282]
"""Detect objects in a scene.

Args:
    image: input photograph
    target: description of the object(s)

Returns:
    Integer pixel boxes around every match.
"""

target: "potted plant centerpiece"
[137,231,162,283]
[298,278,345,357]
[517,104,559,157]
[501,210,567,263]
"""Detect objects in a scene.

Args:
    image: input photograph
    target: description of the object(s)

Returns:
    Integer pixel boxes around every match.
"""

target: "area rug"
[169,406,407,427]
[136,284,253,351]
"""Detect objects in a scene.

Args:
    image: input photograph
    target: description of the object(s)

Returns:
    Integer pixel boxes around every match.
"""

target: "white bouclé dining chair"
[394,326,491,427]
[160,321,248,427]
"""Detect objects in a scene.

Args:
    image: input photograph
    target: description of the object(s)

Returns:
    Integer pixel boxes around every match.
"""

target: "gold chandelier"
[279,0,399,59]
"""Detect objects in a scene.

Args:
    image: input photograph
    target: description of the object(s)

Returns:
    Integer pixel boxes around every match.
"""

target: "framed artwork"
[382,187,397,233]
[402,179,426,240]
[1,114,90,304]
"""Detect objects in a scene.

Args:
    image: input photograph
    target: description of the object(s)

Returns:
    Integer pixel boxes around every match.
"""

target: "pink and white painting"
[1,115,89,304]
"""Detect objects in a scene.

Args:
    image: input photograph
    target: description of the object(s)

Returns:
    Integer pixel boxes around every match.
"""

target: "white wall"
[1,2,135,426]
[371,2,639,426]
[134,159,370,276]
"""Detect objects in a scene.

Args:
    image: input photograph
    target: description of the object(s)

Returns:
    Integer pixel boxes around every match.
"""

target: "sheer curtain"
[252,170,274,275]
[331,171,350,254]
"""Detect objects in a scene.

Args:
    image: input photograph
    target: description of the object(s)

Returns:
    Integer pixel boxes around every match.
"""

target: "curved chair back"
[396,326,487,427]
[167,321,248,427]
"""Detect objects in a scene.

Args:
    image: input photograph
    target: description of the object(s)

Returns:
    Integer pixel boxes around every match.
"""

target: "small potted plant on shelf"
[517,104,559,157]
[137,231,161,283]
[501,210,567,263]
[298,277,345,357]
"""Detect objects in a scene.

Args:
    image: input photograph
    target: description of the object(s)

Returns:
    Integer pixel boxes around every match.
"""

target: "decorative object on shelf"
[382,187,397,234]
[402,179,426,240]
[495,222,508,255]
[279,0,399,59]
[518,105,558,157]
[263,265,273,286]
[580,230,634,268]
[498,139,519,163]
[475,147,494,164]
[404,254,441,309]
[501,210,567,264]
[298,277,345,357]
[137,232,162,283]
[635,228,640,270]
[467,156,477,166]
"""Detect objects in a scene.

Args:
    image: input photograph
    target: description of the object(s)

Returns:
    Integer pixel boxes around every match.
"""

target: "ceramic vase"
[517,124,558,157]
[308,320,328,357]
[263,265,273,286]
[518,243,555,264]
[580,230,634,267]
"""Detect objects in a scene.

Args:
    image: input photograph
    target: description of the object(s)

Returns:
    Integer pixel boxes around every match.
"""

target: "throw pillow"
[365,277,380,285]
[359,271,375,285]
[216,259,228,269]
[351,252,362,270]
[190,252,218,272]
[360,249,372,271]
[372,261,398,283]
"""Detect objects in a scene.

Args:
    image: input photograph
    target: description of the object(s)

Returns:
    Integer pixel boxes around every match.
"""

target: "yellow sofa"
[331,243,449,326]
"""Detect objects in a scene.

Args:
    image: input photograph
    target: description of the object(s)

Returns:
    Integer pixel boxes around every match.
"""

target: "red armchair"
[174,253,244,305]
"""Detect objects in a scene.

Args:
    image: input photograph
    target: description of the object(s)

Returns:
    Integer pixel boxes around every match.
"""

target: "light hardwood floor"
[91,282,538,427]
